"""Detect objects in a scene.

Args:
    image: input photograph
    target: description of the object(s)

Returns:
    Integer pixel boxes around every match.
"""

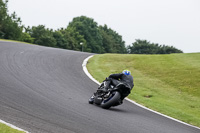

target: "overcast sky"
[8,0,200,53]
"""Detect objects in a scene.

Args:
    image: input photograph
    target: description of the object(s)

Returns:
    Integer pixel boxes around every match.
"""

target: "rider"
[102,70,134,92]
[89,70,134,103]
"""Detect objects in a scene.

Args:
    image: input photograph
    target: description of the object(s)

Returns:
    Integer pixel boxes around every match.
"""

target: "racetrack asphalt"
[0,41,199,133]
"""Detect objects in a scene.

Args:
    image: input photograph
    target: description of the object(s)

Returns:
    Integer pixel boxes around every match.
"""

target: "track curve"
[0,41,199,133]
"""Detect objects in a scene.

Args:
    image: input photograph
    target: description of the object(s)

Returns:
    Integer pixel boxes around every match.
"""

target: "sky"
[8,0,200,53]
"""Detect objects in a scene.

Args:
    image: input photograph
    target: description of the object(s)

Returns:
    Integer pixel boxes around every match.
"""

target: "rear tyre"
[101,91,121,109]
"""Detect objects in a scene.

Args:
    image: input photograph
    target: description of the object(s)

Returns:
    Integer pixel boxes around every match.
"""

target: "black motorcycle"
[89,80,131,109]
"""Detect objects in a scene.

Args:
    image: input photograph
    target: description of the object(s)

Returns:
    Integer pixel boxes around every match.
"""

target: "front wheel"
[101,91,121,109]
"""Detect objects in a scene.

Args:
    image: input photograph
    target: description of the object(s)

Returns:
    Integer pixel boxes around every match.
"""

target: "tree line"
[0,0,183,54]
[128,40,183,54]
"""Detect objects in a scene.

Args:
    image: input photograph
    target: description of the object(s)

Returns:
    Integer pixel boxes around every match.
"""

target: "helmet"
[122,70,131,75]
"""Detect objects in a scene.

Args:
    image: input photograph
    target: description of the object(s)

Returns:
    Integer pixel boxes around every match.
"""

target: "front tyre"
[101,91,121,109]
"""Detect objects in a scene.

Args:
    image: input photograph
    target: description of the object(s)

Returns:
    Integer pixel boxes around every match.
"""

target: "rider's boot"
[88,94,95,104]
[101,80,110,92]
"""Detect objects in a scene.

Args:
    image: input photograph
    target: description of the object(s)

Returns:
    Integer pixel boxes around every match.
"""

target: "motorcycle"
[88,79,131,109]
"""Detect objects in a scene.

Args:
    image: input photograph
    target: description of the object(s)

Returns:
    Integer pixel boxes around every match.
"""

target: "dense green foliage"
[0,0,183,54]
[29,25,56,47]
[67,16,103,53]
[87,53,200,127]
[128,39,183,54]
[99,25,126,53]
[0,0,22,40]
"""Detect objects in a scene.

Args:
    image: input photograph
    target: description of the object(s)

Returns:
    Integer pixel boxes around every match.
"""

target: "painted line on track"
[0,119,29,133]
[82,55,200,130]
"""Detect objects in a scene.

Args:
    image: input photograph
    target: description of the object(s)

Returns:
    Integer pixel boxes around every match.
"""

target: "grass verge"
[87,53,200,127]
[0,123,25,133]
[0,39,33,45]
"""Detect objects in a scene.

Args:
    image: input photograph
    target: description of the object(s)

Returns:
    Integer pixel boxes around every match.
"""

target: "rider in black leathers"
[103,71,134,91]
[89,70,134,104]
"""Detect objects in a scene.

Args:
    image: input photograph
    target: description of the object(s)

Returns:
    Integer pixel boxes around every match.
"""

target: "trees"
[0,0,34,43]
[64,27,86,51]
[128,39,183,54]
[67,16,103,53]
[20,32,34,43]
[52,30,68,49]
[0,0,23,40]
[66,16,127,53]
[0,0,8,38]
[1,0,183,54]
[29,25,56,47]
[0,1,127,54]
[99,25,126,53]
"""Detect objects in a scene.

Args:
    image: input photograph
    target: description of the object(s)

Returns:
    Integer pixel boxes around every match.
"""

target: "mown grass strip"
[87,53,200,127]
[0,123,25,133]
[0,39,33,45]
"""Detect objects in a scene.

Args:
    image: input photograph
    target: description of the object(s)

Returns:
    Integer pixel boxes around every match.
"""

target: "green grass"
[0,123,25,133]
[87,53,200,127]
[0,39,33,45]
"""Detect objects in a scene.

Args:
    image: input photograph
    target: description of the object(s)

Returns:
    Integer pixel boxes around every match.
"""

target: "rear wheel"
[101,91,121,109]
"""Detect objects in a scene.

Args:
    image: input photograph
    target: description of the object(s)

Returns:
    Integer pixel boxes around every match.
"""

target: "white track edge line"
[82,55,200,130]
[0,119,29,133]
